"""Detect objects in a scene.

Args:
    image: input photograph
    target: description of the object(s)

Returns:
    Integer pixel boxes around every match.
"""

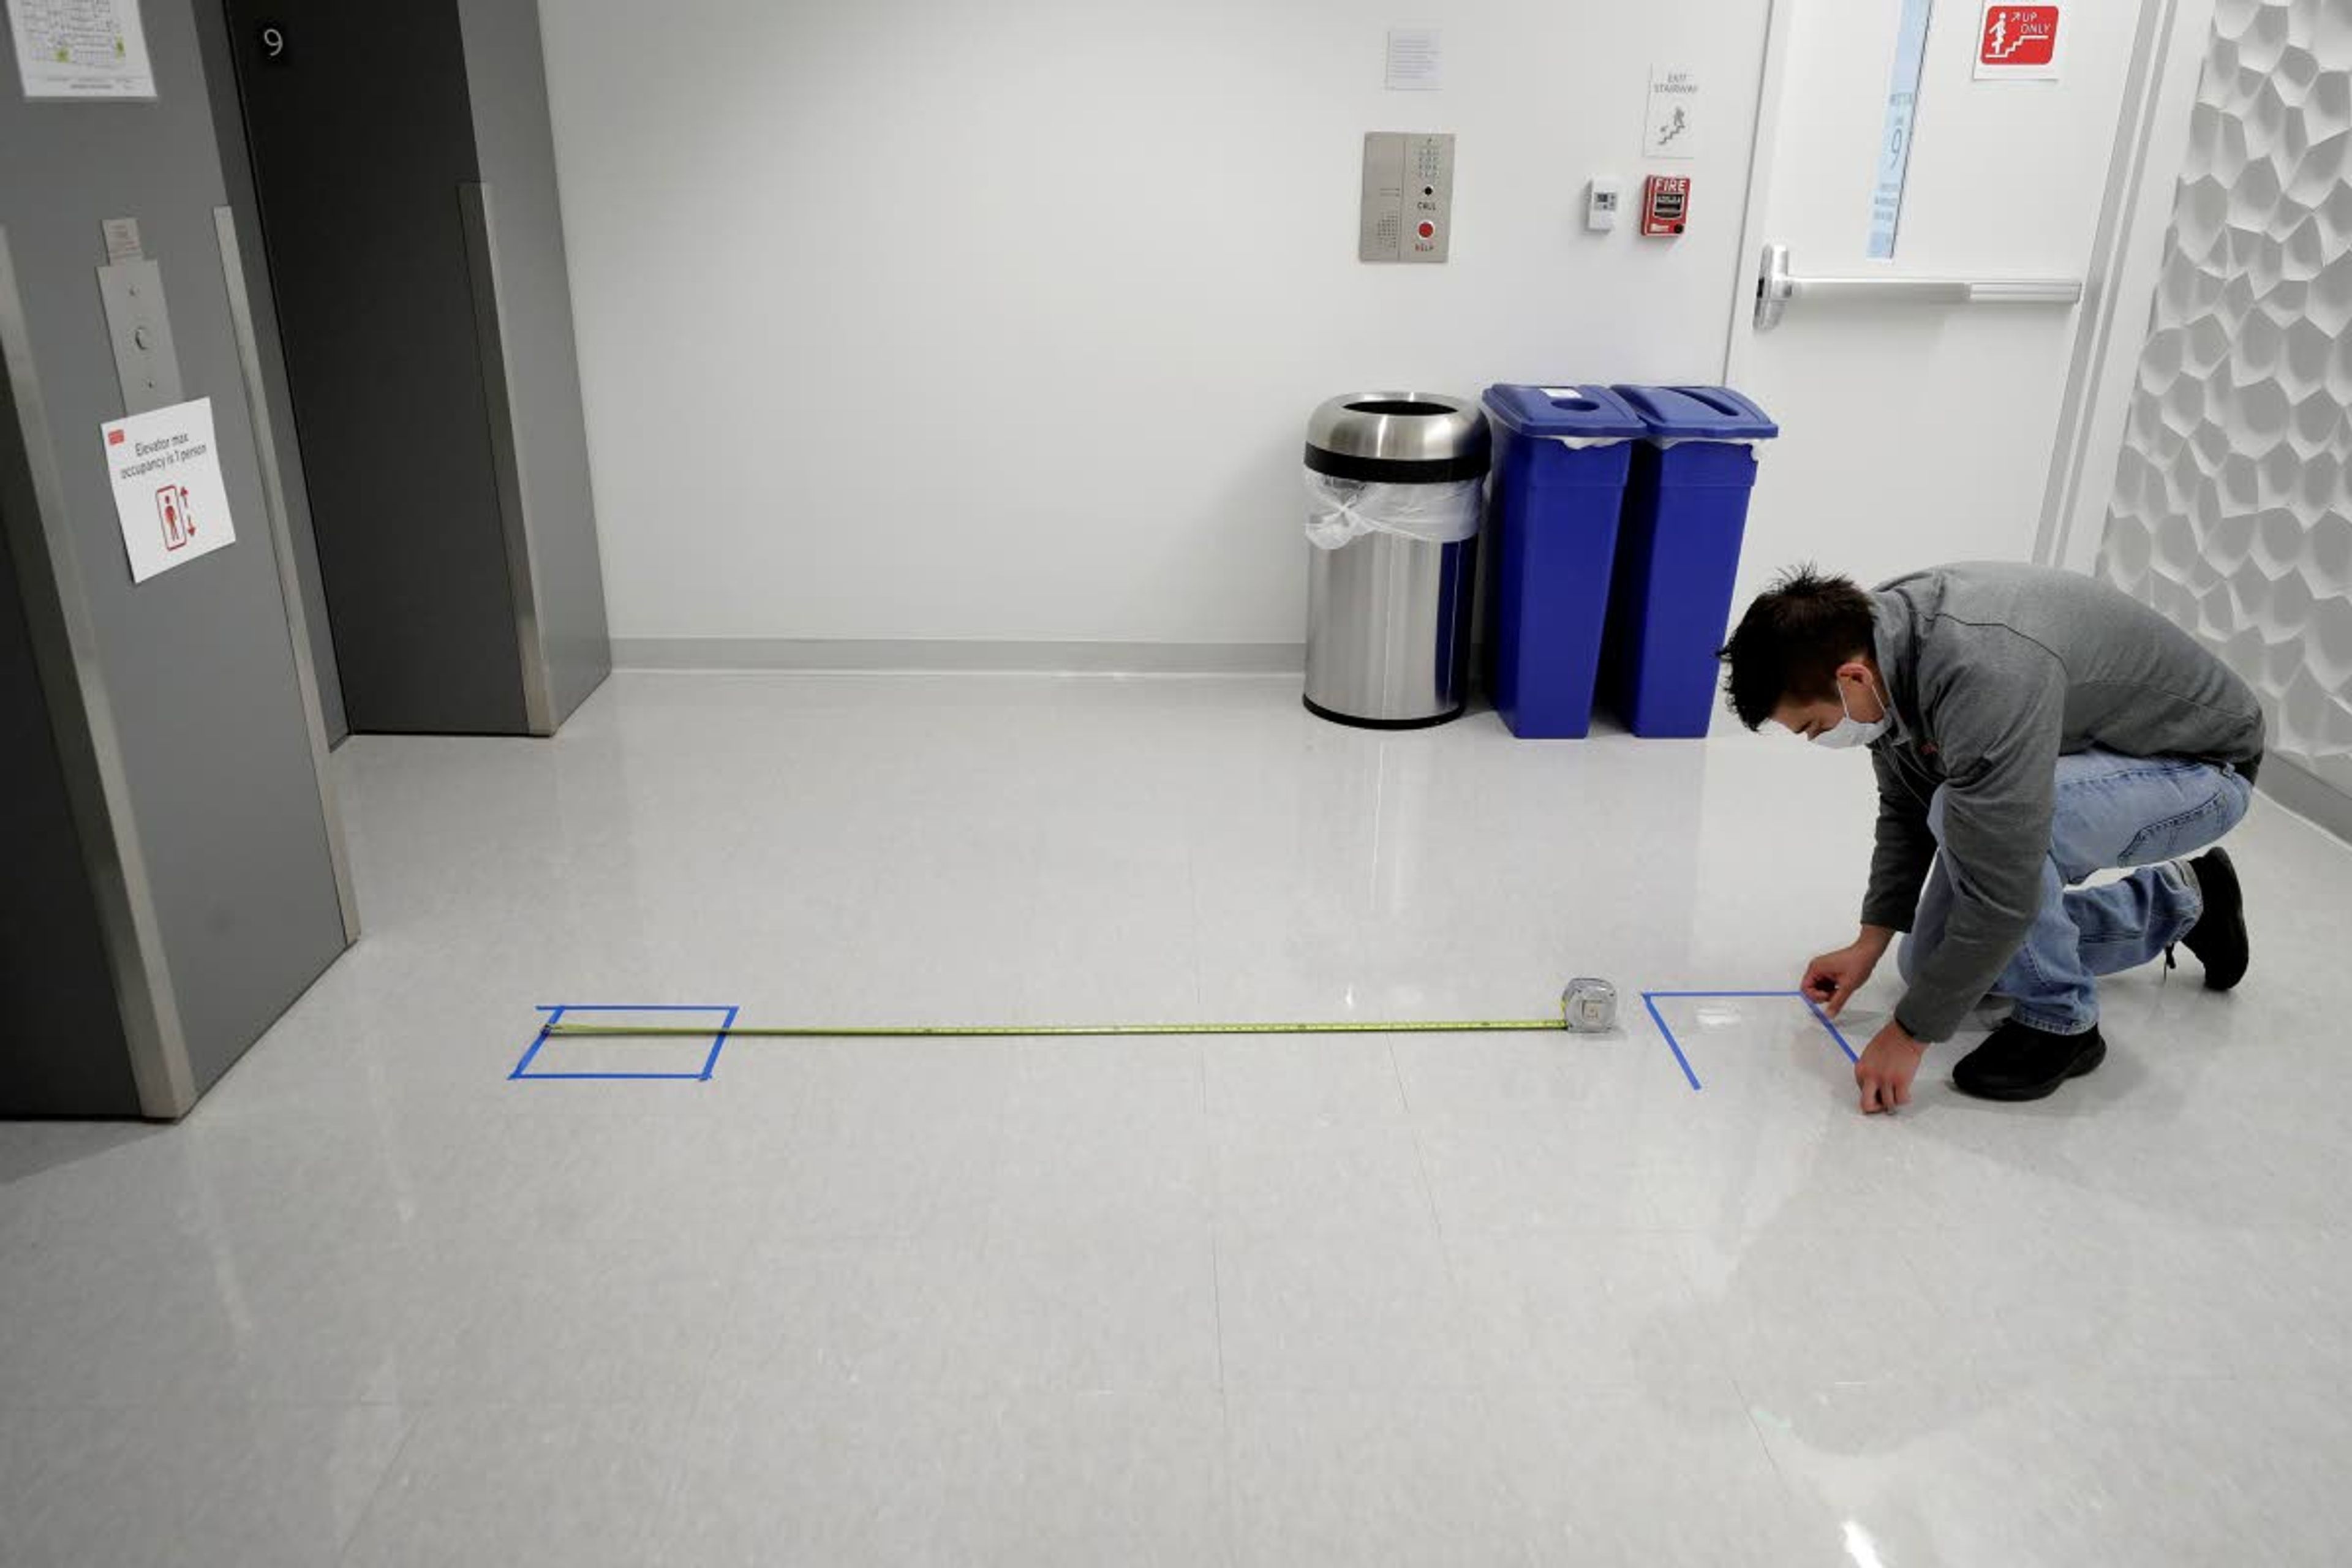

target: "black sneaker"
[1952,1019,2107,1102]
[2174,848,2249,991]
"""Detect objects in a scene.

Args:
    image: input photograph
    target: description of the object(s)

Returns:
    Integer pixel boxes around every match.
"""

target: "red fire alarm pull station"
[1641,175,1690,236]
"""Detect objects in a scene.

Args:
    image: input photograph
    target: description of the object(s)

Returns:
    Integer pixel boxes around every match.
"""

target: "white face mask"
[1811,674,1891,750]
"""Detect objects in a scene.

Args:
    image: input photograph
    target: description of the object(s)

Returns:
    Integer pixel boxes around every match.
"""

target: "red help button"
[1416,221,1436,239]
[1981,6,2059,67]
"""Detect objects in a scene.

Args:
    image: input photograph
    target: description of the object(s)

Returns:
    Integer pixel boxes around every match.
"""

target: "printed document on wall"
[9,0,156,99]
[103,398,237,583]
[1385,29,1441,91]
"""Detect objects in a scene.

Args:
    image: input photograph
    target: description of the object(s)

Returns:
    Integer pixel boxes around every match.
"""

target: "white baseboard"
[609,638,1305,676]
[2258,755,2352,846]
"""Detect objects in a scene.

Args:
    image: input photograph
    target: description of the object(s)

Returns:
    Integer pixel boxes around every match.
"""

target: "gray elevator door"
[224,0,528,734]
[0,516,138,1116]
[1,0,350,1110]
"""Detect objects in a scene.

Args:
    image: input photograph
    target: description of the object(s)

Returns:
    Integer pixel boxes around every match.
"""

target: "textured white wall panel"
[2100,0,2352,808]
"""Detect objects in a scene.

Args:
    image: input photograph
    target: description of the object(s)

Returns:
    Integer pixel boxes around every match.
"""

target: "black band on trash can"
[1303,695,1466,730]
[1303,444,1491,484]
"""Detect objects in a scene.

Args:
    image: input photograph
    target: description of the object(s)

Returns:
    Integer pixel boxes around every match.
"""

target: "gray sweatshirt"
[1863,564,2266,1042]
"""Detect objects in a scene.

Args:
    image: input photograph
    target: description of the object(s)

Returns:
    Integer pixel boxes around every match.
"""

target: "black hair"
[1716,566,1877,731]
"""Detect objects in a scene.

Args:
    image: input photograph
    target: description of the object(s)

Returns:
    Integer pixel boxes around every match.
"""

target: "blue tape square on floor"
[509,1005,739,1082]
[1640,990,1858,1091]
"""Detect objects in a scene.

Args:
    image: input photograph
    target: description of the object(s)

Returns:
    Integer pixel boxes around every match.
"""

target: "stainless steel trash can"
[1302,392,1491,728]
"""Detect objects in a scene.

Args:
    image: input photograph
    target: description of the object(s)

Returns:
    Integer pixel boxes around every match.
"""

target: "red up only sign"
[1977,4,2062,80]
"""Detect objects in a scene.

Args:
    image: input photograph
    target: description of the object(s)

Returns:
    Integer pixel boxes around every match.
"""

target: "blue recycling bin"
[1480,384,1648,738]
[1602,385,1780,738]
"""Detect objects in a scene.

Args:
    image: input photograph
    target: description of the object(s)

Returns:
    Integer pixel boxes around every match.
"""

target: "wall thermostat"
[1585,177,1623,233]
[1640,175,1690,237]
[1562,978,1618,1033]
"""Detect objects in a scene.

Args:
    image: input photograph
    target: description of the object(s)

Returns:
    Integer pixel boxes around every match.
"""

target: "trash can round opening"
[1344,398,1458,418]
[1308,393,1489,470]
[1550,396,1601,412]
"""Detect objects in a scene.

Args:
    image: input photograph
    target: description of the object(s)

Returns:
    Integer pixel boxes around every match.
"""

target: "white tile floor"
[4,671,2350,1566]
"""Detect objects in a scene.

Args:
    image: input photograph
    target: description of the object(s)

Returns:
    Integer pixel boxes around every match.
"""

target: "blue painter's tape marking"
[1643,992,1704,1093]
[509,1005,567,1080]
[1640,989,1858,1090]
[537,1003,742,1012]
[698,1005,740,1082]
[520,1071,711,1081]
[1640,990,1814,999]
[511,1003,737,1084]
[1802,996,1861,1063]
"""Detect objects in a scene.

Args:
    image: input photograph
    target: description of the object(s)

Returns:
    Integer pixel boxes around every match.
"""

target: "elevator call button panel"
[1360,132,1455,263]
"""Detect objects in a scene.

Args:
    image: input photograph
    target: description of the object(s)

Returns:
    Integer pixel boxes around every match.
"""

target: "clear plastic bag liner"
[1302,471,1484,551]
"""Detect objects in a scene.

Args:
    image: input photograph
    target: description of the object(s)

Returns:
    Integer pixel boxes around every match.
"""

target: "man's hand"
[1802,927,1896,1019]
[1853,1020,1925,1114]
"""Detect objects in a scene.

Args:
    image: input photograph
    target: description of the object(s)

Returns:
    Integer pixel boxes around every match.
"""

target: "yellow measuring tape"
[544,1015,1570,1041]
[541,983,1623,1042]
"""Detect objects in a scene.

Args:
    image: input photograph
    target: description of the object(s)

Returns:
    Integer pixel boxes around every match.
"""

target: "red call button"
[1417,221,1436,239]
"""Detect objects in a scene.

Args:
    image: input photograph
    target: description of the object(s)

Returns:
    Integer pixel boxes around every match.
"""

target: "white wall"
[2097,0,2352,824]
[537,0,1770,654]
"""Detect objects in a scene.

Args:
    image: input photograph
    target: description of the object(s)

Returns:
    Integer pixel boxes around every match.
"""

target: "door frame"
[1718,0,2217,571]
[2035,0,2217,571]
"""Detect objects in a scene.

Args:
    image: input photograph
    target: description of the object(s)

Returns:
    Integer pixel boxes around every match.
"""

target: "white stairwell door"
[1722,1,2163,644]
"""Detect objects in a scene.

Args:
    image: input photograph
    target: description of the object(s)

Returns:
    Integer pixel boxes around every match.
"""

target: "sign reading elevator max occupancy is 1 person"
[101,396,236,582]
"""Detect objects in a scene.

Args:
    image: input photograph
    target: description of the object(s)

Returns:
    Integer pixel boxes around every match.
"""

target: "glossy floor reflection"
[4,671,2350,1566]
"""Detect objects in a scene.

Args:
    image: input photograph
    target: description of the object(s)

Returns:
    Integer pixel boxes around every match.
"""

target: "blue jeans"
[1898,749,2254,1036]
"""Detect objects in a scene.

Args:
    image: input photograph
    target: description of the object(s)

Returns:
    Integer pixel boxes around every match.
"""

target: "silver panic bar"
[1754,243,2083,330]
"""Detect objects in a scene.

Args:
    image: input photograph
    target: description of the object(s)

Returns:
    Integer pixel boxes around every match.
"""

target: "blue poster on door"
[1869,0,1936,259]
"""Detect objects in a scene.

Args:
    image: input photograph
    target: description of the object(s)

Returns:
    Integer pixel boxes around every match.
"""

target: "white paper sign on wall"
[1385,28,1441,91]
[7,0,158,100]
[1645,66,1700,158]
[101,396,236,583]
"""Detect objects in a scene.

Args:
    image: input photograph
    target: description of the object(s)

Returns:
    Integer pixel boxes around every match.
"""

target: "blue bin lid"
[1481,383,1648,439]
[1610,384,1779,440]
